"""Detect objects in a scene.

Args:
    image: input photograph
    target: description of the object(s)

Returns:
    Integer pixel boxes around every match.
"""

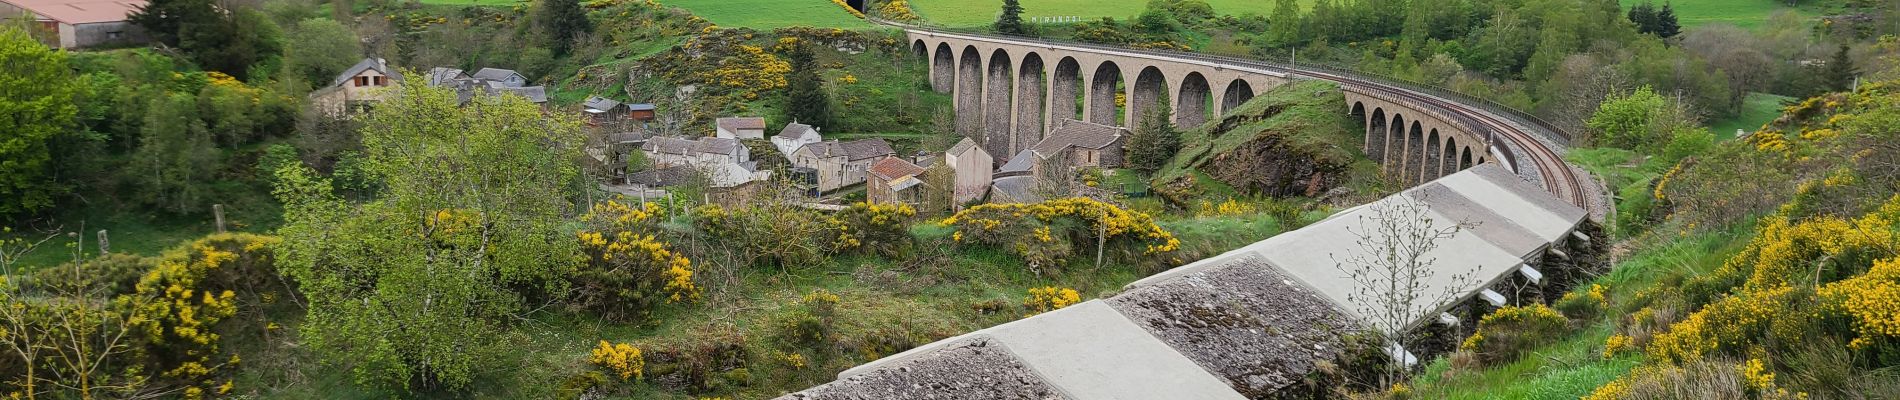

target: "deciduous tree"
[0,26,76,216]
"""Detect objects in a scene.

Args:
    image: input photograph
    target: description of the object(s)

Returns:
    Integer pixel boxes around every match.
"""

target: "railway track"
[887,21,1600,212]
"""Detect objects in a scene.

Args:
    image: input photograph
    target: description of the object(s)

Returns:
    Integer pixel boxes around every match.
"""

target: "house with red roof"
[0,0,147,48]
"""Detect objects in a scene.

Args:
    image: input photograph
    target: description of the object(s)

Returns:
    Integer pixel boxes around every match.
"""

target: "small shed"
[628,103,657,121]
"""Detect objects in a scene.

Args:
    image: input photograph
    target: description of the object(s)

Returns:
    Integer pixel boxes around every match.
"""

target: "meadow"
[1617,0,1820,29]
[907,0,1296,27]
[655,0,876,29]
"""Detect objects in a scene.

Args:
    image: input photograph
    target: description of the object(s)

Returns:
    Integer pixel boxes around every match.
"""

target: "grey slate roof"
[584,96,622,112]
[987,175,1041,203]
[841,139,895,161]
[643,136,738,156]
[331,58,398,87]
[426,67,465,86]
[628,103,657,111]
[998,149,1037,175]
[779,122,818,140]
[628,166,695,187]
[469,68,524,84]
[1031,119,1125,156]
[780,163,1590,399]
[947,137,983,157]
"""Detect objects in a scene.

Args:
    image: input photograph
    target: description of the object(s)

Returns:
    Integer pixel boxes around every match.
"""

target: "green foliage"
[1459,304,1569,366]
[274,83,585,392]
[0,26,77,217]
[131,0,283,80]
[1124,100,1181,173]
[572,200,698,322]
[535,0,592,56]
[830,202,916,258]
[994,0,1029,35]
[692,203,834,269]
[1586,86,1705,151]
[1825,45,1860,93]
[134,93,220,214]
[283,18,361,88]
[785,44,831,128]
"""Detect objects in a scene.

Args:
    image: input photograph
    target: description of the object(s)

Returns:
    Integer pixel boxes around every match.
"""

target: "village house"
[0,0,146,48]
[866,157,927,205]
[308,58,400,116]
[427,66,547,105]
[772,122,822,155]
[640,136,766,188]
[943,138,993,204]
[790,138,895,192]
[628,103,657,121]
[583,96,629,127]
[716,117,767,140]
[1013,119,1128,179]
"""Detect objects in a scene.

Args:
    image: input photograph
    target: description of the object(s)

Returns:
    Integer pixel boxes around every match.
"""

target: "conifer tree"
[1824,45,1859,92]
[995,0,1028,35]
[1655,3,1681,38]
[536,0,592,56]
[1627,1,1658,35]
[786,45,831,128]
[1124,100,1180,173]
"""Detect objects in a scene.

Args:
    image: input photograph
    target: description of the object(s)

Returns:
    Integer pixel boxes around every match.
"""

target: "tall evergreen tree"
[1654,3,1681,38]
[1824,45,1859,92]
[1124,100,1180,173]
[1627,1,1658,35]
[785,45,831,128]
[536,0,592,56]
[995,0,1028,35]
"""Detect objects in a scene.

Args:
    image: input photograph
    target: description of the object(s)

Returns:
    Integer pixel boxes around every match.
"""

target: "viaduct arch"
[913,31,1511,185]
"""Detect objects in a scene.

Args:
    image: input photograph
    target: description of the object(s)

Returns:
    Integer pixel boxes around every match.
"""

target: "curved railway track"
[887,21,1599,212]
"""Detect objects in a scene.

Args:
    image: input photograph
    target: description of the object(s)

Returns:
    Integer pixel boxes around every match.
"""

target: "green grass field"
[655,0,876,29]
[1710,92,1793,140]
[908,0,1295,27]
[1617,0,1820,29]
[414,0,524,7]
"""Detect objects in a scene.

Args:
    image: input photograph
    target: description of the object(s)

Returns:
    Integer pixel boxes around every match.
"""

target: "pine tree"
[1824,45,1859,92]
[1655,3,1681,38]
[1627,1,1658,35]
[786,45,831,128]
[995,0,1028,35]
[537,0,592,56]
[1124,101,1180,173]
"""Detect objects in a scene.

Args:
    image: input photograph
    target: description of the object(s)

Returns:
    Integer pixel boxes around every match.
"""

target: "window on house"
[107,31,122,39]
[372,76,385,86]
[355,76,370,87]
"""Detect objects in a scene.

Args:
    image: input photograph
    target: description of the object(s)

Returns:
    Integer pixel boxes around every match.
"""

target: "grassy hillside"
[657,0,875,29]
[1615,0,1819,29]
[908,0,1305,27]
[1150,79,1382,206]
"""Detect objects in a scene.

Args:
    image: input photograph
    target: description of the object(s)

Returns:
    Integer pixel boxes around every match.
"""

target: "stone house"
[1014,119,1127,179]
[583,96,629,126]
[469,67,528,87]
[867,157,927,205]
[0,0,146,48]
[943,137,994,204]
[308,58,400,116]
[716,117,767,140]
[790,138,895,192]
[773,122,822,156]
[640,136,766,188]
[428,66,547,105]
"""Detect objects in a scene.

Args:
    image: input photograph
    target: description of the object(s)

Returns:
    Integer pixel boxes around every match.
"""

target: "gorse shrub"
[694,204,835,269]
[589,341,645,381]
[573,199,699,321]
[943,198,1180,274]
[123,233,283,397]
[1459,304,1567,366]
[1022,287,1081,317]
[831,202,916,258]
[1554,284,1610,323]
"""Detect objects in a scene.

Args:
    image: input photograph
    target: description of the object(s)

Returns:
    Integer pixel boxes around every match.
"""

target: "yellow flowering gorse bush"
[589,341,645,380]
[1023,287,1081,317]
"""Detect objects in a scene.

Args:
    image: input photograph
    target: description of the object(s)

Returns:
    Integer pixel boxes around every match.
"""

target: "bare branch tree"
[1330,194,1479,388]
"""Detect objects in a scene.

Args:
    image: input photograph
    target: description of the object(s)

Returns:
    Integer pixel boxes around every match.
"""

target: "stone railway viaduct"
[910,29,1529,188]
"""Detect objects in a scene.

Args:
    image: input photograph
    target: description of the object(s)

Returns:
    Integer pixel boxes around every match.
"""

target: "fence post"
[213,204,226,234]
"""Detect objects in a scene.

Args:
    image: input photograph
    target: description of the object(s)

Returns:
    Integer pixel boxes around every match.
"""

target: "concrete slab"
[1414,183,1549,257]
[988,301,1247,400]
[1107,255,1354,397]
[1446,165,1587,239]
[779,337,1070,400]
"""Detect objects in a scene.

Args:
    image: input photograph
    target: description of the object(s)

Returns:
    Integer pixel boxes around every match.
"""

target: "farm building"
[0,0,146,48]
[716,117,767,139]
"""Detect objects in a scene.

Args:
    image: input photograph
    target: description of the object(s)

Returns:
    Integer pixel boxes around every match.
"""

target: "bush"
[1554,284,1610,322]
[944,198,1180,274]
[572,199,699,321]
[28,252,149,296]
[589,341,646,381]
[830,202,916,258]
[1022,286,1080,317]
[694,204,833,269]
[1459,304,1568,366]
[122,233,284,395]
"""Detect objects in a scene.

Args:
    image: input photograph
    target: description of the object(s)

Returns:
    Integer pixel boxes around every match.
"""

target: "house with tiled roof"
[308,58,400,116]
[0,0,147,48]
[772,122,822,155]
[790,138,896,192]
[867,157,928,205]
[469,68,528,87]
[716,117,767,140]
[426,65,548,106]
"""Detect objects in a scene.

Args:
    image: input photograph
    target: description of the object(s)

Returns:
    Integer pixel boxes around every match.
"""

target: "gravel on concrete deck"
[1106,254,1355,397]
[775,338,1069,400]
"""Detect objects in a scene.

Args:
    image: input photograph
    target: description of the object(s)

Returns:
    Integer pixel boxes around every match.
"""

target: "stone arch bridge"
[906,28,1591,207]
